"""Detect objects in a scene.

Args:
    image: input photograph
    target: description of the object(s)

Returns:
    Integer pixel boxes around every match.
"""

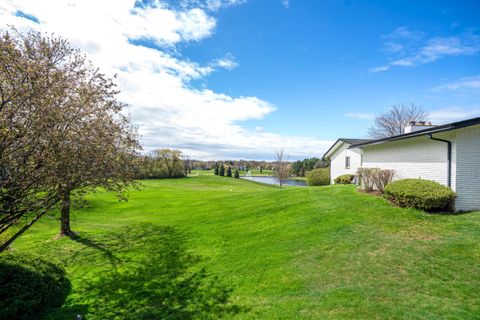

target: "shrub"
[356,167,379,192]
[234,169,240,179]
[384,179,456,211]
[0,253,70,319]
[334,174,354,184]
[356,168,395,193]
[373,169,395,193]
[306,168,330,186]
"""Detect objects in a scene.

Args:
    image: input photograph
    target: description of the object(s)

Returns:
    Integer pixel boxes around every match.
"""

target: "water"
[240,176,307,187]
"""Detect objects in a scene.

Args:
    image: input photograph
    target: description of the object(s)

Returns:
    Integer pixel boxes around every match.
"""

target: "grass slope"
[11,176,480,319]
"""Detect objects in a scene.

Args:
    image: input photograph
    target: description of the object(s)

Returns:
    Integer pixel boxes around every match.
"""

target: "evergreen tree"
[260,168,263,174]
[219,163,225,176]
[227,166,232,177]
[213,162,219,175]
[234,169,240,178]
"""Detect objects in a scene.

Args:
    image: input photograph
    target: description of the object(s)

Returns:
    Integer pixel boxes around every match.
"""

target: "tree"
[0,29,140,246]
[291,157,326,177]
[183,155,192,176]
[368,103,427,138]
[0,29,66,250]
[45,47,140,237]
[134,150,187,179]
[234,169,240,179]
[219,163,225,176]
[213,163,219,175]
[153,149,184,178]
[226,166,232,177]
[272,149,291,188]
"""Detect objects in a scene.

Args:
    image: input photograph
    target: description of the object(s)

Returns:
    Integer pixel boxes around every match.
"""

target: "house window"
[345,156,351,169]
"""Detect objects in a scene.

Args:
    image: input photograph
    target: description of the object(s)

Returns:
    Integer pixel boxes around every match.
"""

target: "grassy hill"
[11,176,480,319]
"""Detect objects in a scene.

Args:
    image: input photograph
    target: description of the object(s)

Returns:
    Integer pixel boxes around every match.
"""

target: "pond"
[240,176,307,187]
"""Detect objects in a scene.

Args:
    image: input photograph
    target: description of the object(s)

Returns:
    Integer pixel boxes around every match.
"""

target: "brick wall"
[454,125,480,211]
[330,143,362,184]
[361,133,457,189]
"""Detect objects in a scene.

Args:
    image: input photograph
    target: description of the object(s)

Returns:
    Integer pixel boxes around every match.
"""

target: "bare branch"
[368,103,428,138]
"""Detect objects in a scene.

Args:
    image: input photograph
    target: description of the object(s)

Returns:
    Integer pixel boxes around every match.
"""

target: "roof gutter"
[429,134,452,188]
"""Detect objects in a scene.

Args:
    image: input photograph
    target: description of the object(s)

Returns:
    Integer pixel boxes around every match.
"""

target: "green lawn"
[11,176,480,319]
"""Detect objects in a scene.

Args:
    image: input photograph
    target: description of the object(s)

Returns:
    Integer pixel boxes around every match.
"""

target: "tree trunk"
[60,190,73,237]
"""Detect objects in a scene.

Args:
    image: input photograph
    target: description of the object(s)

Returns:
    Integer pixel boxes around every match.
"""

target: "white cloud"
[393,36,480,67]
[210,53,238,70]
[203,0,247,11]
[382,26,424,41]
[0,0,330,160]
[431,75,480,92]
[344,112,376,120]
[368,65,390,73]
[167,0,247,11]
[382,42,404,53]
[428,106,480,124]
[371,27,480,72]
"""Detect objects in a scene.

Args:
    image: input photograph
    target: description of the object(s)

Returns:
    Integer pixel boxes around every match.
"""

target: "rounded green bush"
[383,179,456,211]
[306,168,330,186]
[334,174,354,184]
[0,253,70,319]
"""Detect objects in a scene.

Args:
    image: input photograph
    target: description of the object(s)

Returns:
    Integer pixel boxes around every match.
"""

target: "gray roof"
[338,138,374,145]
[349,116,480,148]
[323,138,373,159]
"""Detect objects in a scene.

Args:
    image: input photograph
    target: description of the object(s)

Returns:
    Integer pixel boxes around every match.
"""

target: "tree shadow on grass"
[70,233,121,266]
[64,224,241,320]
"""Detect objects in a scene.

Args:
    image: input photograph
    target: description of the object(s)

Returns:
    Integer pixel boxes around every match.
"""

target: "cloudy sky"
[1,0,480,160]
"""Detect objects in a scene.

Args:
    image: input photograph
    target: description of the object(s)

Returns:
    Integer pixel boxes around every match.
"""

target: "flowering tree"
[0,29,139,249]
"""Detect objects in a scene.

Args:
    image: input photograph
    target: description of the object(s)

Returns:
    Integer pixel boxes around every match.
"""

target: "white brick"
[454,125,480,211]
[326,124,480,211]
[329,143,362,184]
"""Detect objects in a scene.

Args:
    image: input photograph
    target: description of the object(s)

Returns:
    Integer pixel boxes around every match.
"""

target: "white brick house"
[324,117,480,212]
[323,139,372,184]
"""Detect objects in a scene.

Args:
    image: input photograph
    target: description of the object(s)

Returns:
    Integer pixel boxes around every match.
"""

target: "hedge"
[0,253,70,319]
[334,174,354,184]
[306,168,330,186]
[383,179,456,211]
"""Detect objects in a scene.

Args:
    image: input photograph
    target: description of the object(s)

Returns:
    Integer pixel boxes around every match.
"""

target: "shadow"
[0,253,72,320]
[65,224,241,320]
[70,233,121,265]
[426,210,473,216]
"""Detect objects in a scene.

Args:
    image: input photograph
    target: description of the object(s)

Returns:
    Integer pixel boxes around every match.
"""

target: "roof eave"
[324,139,357,159]
[349,117,480,148]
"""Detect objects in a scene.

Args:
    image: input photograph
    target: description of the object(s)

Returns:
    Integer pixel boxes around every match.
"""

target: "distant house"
[323,117,480,212]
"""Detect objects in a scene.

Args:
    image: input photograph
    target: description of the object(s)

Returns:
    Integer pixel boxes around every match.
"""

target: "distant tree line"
[213,162,240,179]
[191,159,273,171]
[135,149,191,179]
[291,158,330,177]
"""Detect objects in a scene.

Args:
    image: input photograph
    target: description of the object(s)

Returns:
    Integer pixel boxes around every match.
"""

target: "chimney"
[404,121,436,134]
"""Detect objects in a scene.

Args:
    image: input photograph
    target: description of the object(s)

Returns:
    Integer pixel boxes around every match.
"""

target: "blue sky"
[1,0,480,159]
[187,0,480,139]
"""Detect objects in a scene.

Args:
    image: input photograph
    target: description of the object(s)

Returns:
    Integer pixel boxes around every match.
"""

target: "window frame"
[345,156,351,169]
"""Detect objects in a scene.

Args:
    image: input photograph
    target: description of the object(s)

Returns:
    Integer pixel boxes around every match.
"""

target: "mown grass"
[10,176,480,319]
